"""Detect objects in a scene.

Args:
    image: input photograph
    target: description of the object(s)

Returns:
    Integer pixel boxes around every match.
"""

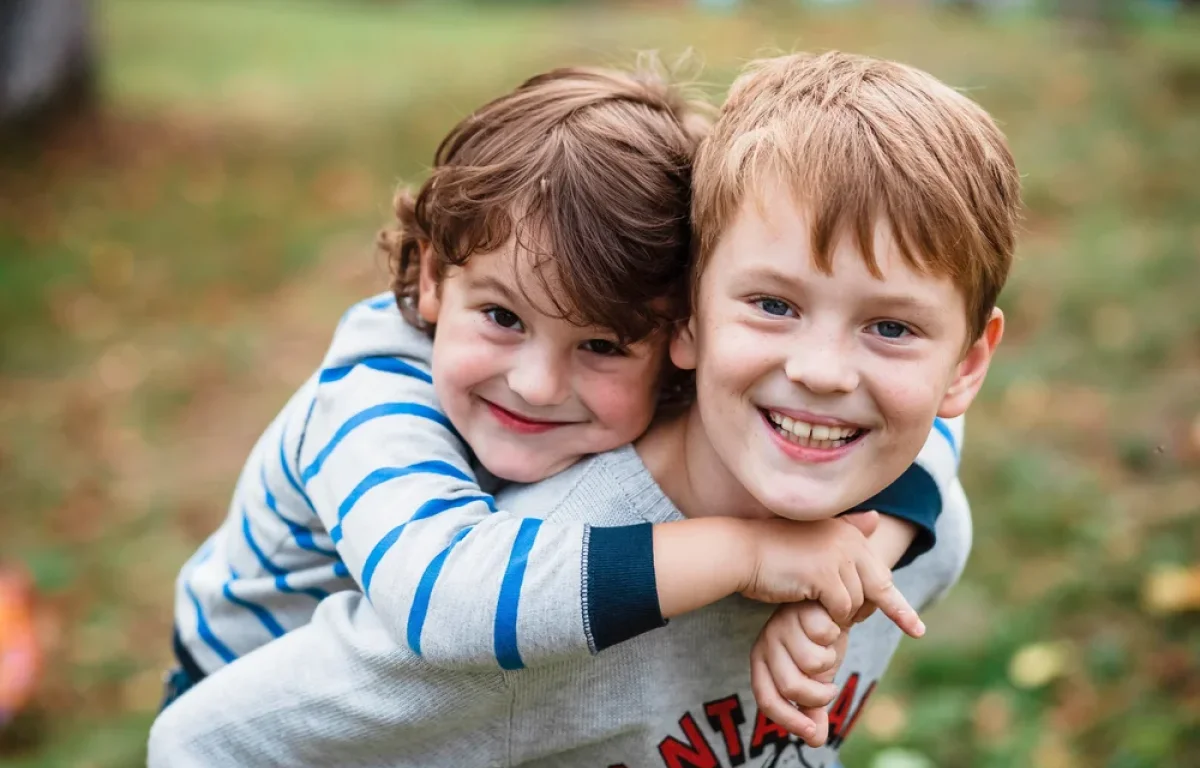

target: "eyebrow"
[464,273,522,305]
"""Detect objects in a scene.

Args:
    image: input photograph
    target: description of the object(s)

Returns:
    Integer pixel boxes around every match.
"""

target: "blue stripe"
[184,582,236,664]
[319,356,432,386]
[242,503,329,601]
[242,510,286,577]
[275,575,329,602]
[366,294,395,310]
[333,560,350,579]
[331,461,475,541]
[260,465,337,558]
[300,403,456,485]
[279,421,317,517]
[407,528,473,656]
[933,417,958,460]
[223,568,285,638]
[494,518,543,671]
[358,493,495,594]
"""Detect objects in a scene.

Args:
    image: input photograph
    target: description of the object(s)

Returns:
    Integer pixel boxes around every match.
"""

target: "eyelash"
[484,307,628,356]
[580,339,629,357]
[483,306,523,331]
[752,297,917,340]
[869,320,915,340]
[751,297,795,317]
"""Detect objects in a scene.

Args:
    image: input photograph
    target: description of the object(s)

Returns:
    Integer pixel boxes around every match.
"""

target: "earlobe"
[668,317,700,371]
[938,308,1004,418]
[416,241,441,325]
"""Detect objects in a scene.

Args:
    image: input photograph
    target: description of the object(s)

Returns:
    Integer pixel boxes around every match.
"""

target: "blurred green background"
[1,0,1198,766]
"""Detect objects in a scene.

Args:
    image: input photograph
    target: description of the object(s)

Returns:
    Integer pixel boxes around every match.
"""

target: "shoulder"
[321,293,433,370]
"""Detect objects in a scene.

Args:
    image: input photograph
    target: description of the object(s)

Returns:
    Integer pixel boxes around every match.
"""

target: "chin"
[478,455,562,485]
[752,482,854,522]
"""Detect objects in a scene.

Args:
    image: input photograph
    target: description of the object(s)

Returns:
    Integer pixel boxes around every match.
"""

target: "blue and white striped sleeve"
[850,414,964,568]
[294,304,661,670]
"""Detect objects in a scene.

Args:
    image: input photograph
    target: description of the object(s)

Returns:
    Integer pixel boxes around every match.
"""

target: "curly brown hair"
[378,57,713,347]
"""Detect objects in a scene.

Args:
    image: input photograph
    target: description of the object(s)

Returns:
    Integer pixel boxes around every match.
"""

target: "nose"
[783,325,859,395]
[506,345,571,408]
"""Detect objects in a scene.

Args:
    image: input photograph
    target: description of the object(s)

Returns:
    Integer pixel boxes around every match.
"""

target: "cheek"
[698,318,775,390]
[581,364,661,438]
[868,361,950,429]
[432,325,507,402]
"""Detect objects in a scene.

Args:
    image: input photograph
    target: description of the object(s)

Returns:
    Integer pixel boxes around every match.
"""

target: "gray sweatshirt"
[148,444,972,768]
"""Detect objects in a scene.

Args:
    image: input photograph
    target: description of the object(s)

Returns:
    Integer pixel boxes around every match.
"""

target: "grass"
[1,0,1198,765]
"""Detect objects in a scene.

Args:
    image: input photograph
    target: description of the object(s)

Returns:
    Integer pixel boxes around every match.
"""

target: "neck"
[635,406,775,521]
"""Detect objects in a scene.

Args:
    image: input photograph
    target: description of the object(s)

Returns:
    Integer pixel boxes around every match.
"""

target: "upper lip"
[760,407,868,431]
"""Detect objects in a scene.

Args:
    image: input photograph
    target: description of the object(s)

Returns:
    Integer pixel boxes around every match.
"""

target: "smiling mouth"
[483,400,575,433]
[761,409,867,449]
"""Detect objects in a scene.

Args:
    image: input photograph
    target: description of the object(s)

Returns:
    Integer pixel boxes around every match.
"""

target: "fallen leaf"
[973,689,1012,745]
[1009,641,1071,689]
[1033,731,1078,768]
[870,747,935,768]
[1142,565,1200,615]
[862,693,907,740]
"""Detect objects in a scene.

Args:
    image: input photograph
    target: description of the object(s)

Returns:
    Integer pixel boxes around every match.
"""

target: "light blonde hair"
[692,51,1021,343]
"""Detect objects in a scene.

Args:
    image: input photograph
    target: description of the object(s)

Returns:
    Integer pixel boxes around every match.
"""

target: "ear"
[416,241,441,325]
[938,308,1004,418]
[668,316,699,371]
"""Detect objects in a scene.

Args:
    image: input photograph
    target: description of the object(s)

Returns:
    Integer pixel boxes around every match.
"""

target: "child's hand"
[738,512,925,638]
[749,601,846,747]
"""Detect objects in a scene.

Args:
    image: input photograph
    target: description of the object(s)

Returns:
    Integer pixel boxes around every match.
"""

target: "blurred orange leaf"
[862,693,907,740]
[1142,565,1200,615]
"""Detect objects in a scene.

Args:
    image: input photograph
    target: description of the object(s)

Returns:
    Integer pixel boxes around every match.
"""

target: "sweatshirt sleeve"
[297,302,662,670]
[849,415,964,568]
[148,591,492,768]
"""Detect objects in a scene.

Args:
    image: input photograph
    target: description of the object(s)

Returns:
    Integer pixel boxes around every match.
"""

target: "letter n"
[658,712,719,768]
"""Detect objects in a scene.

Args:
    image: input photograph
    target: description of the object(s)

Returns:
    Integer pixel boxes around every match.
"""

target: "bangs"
[434,114,693,346]
[692,52,1019,343]
[728,116,982,290]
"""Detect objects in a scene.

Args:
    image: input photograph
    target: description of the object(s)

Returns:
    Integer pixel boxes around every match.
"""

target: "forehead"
[457,235,563,298]
[716,192,941,283]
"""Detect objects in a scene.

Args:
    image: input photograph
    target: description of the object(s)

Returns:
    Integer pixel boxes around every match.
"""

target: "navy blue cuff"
[847,463,940,569]
[585,523,666,652]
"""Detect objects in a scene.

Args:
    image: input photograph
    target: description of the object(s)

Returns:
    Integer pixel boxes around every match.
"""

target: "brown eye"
[484,307,522,330]
[581,339,626,357]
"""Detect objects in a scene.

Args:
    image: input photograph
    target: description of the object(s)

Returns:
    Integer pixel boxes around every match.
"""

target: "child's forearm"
[868,515,919,570]
[652,518,755,619]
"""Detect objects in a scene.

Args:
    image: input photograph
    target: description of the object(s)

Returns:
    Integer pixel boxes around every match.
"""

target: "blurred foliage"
[1,0,1198,765]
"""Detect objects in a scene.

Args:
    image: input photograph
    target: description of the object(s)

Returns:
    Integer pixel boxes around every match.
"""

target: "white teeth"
[765,410,862,449]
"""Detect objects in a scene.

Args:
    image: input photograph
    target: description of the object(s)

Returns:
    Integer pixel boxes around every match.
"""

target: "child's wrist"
[705,518,753,597]
[653,517,758,618]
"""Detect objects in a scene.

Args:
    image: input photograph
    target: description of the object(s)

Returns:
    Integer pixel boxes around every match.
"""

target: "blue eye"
[873,321,910,339]
[754,298,794,317]
[581,339,626,357]
[484,307,522,330]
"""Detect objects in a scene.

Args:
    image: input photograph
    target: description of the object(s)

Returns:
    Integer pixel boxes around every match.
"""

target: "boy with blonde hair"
[151,51,1018,767]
